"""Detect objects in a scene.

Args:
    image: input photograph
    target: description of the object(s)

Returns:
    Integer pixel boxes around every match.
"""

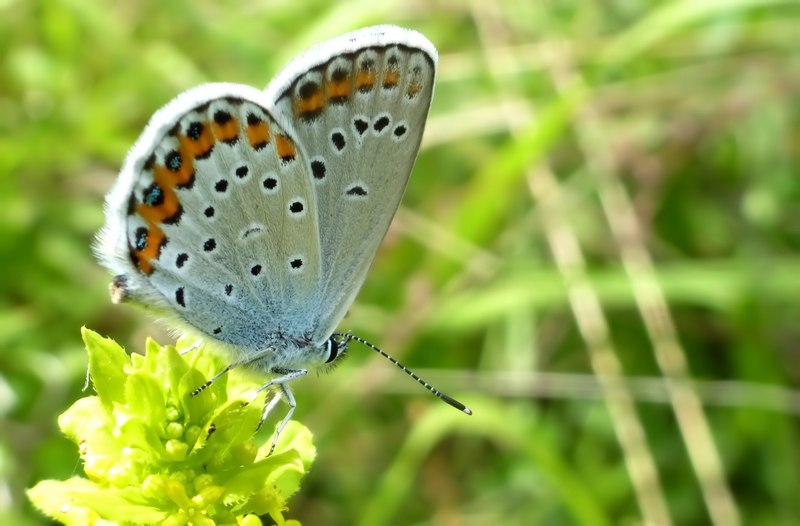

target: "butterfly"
[96,25,471,447]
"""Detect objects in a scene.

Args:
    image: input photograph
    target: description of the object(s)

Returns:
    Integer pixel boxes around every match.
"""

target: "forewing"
[267,26,437,341]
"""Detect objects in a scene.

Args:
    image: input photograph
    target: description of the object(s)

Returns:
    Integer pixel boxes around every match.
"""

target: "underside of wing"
[267,26,437,340]
[97,84,321,352]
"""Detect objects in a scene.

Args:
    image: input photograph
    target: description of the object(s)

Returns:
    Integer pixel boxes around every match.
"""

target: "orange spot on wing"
[383,68,400,88]
[298,89,324,112]
[178,125,215,160]
[407,79,422,98]
[247,120,271,149]
[136,257,153,274]
[136,172,182,224]
[327,75,351,102]
[212,117,239,143]
[132,225,166,275]
[158,150,195,189]
[355,69,376,91]
[275,134,296,161]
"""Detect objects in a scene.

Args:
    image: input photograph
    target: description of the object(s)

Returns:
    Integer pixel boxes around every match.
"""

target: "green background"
[2,0,800,524]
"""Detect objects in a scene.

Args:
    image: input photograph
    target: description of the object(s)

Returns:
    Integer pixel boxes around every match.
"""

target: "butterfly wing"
[96,83,322,357]
[266,25,437,342]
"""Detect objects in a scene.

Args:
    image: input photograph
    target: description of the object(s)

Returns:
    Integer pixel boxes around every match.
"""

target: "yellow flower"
[28,328,315,525]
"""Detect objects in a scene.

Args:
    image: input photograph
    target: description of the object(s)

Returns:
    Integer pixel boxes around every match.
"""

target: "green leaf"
[58,396,112,444]
[268,420,316,470]
[126,371,167,425]
[82,326,129,408]
[28,478,168,525]
[192,396,263,467]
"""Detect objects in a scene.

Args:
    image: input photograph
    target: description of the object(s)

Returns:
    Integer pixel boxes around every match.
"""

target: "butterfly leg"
[266,383,296,455]
[255,368,307,454]
[191,363,234,397]
[192,345,281,396]
[179,339,204,356]
[259,388,284,430]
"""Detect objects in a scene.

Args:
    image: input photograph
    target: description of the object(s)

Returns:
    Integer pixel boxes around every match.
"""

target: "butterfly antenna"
[342,334,473,415]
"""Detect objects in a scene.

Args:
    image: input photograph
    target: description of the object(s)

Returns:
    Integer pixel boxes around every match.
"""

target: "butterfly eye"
[324,336,341,364]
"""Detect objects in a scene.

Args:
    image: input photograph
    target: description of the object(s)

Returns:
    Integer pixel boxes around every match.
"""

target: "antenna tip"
[440,392,473,415]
